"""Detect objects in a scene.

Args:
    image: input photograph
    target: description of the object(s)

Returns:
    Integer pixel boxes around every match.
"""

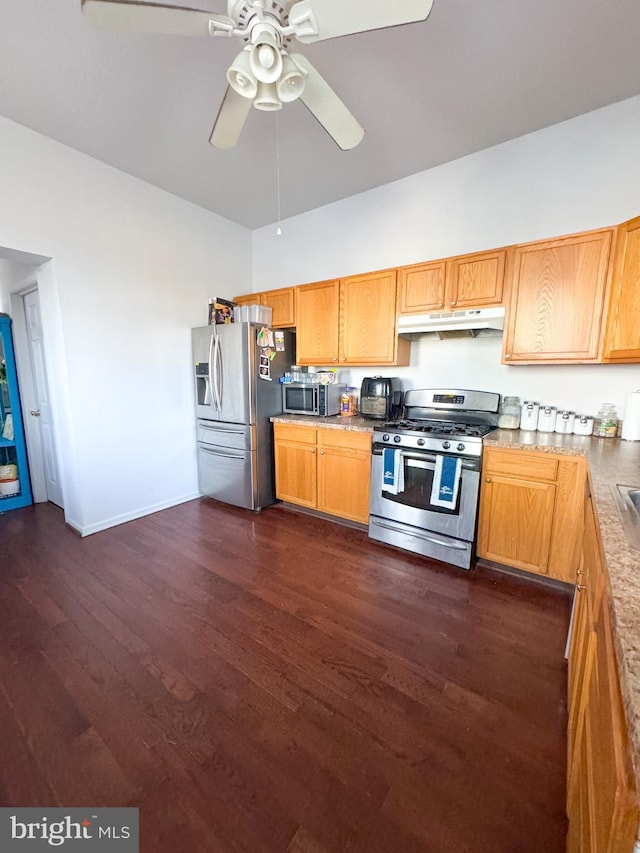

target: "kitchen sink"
[613,485,640,551]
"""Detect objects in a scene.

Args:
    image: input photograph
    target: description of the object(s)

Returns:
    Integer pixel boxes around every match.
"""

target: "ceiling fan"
[81,0,435,150]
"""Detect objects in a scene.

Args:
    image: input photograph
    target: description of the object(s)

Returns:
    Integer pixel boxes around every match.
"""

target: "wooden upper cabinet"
[296,279,341,365]
[260,287,296,328]
[296,272,409,366]
[340,270,403,365]
[398,261,447,313]
[502,228,613,364]
[398,248,506,314]
[233,287,296,328]
[447,249,506,309]
[232,293,256,306]
[602,215,640,362]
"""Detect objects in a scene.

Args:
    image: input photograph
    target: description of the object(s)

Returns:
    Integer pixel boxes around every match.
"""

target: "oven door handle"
[371,520,469,551]
[372,447,479,471]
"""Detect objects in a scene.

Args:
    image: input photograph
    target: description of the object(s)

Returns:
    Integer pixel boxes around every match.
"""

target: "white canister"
[555,410,575,434]
[537,405,557,433]
[622,391,640,441]
[520,401,540,431]
[573,415,594,436]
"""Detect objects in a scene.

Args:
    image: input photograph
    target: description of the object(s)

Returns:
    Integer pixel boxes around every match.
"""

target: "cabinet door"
[273,423,317,507]
[503,229,613,363]
[602,216,640,362]
[446,248,506,309]
[340,271,399,365]
[296,280,340,365]
[316,429,371,523]
[261,288,296,328]
[397,261,446,313]
[477,474,556,574]
[233,293,259,306]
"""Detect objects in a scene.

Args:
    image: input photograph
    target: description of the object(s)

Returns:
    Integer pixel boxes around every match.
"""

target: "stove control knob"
[417,438,425,447]
[382,434,390,442]
[442,440,451,450]
[393,435,402,444]
[457,443,466,452]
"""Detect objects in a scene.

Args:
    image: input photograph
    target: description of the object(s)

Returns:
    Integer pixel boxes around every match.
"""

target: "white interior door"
[22,288,63,508]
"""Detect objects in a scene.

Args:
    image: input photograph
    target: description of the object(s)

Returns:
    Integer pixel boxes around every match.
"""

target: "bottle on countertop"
[594,403,618,438]
[340,387,357,417]
[498,396,521,429]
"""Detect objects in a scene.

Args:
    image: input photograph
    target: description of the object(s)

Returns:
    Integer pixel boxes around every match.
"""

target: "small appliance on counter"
[360,376,403,420]
[282,381,345,417]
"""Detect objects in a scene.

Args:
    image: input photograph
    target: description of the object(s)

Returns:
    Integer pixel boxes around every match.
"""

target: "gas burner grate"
[381,419,496,438]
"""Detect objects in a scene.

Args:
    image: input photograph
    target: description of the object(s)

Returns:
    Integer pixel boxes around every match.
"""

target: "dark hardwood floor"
[0,499,572,852]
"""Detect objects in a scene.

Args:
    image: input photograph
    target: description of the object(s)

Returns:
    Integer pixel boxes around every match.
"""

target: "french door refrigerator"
[192,322,294,511]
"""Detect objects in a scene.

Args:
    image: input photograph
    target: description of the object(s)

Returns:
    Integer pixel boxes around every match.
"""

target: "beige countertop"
[273,416,640,788]
[271,414,376,433]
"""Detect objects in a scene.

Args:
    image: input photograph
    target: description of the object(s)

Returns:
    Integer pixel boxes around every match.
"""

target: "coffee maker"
[359,377,403,420]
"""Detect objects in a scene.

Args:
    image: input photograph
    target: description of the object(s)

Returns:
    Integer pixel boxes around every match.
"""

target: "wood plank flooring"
[0,499,572,852]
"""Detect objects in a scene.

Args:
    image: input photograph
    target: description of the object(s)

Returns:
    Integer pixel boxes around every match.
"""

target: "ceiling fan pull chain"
[276,111,282,236]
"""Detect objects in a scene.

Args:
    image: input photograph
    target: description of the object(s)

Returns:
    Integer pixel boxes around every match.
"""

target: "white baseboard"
[67,491,201,537]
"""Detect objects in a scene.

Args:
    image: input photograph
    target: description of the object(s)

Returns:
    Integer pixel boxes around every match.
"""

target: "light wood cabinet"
[477,448,585,582]
[398,248,506,314]
[273,423,371,524]
[602,215,640,362]
[296,273,409,367]
[502,228,613,363]
[567,492,638,853]
[232,287,296,328]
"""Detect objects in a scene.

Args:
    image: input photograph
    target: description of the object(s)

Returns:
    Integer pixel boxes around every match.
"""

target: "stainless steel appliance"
[368,388,500,570]
[359,376,403,420]
[192,323,294,511]
[282,382,344,416]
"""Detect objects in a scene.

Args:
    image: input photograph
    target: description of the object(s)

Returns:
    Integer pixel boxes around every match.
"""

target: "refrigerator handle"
[212,331,222,413]
[214,333,223,411]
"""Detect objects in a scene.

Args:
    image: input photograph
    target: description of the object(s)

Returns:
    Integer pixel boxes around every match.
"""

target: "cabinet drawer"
[484,449,559,481]
[273,423,316,445]
[317,429,372,453]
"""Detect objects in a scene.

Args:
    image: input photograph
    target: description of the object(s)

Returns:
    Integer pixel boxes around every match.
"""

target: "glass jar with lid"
[498,396,521,429]
[594,403,618,438]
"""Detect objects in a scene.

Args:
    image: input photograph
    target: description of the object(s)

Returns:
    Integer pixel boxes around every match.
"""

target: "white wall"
[0,115,251,534]
[252,95,640,418]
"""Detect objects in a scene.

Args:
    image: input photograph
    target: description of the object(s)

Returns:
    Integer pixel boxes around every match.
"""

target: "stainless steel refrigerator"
[192,322,294,511]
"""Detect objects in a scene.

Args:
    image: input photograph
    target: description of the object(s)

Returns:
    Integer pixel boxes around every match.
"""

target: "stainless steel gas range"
[368,388,500,570]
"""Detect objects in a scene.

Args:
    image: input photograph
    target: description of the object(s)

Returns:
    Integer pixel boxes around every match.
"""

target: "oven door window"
[384,456,461,515]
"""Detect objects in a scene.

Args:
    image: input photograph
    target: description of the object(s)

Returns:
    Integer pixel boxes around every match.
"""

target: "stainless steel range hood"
[397,306,505,339]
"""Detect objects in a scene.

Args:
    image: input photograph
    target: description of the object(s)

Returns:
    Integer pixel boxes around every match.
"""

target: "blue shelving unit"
[0,314,33,511]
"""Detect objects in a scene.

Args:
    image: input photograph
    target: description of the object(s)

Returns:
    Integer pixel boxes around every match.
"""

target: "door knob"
[30,410,41,417]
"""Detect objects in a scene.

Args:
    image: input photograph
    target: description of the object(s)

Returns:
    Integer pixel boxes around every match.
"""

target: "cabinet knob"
[505,354,511,360]
[577,584,587,591]
[485,477,491,483]
[320,450,324,455]
[333,357,337,362]
[577,569,584,576]
[451,300,457,306]
[311,449,315,454]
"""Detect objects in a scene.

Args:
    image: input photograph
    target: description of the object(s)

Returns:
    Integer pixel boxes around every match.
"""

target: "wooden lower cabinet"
[567,491,639,853]
[477,448,585,582]
[273,423,371,524]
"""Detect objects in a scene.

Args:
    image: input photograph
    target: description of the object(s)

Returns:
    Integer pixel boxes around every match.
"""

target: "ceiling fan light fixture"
[227,47,258,99]
[277,53,307,103]
[253,81,282,112]
[249,31,283,84]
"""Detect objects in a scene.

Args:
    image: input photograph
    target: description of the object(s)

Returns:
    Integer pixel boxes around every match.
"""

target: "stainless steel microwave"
[282,383,345,417]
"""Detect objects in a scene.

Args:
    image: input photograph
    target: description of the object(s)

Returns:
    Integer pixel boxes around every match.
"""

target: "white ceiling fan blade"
[290,54,364,151]
[210,87,252,149]
[289,0,434,43]
[81,0,235,37]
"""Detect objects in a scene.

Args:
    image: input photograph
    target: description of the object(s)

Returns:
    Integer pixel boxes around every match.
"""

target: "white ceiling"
[2,1,640,229]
